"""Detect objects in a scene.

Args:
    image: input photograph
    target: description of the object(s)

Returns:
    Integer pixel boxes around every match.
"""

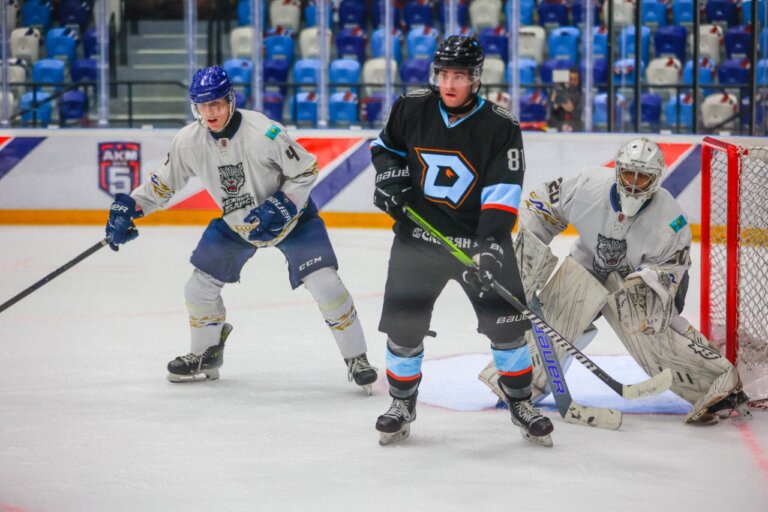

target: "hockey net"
[701,136,768,404]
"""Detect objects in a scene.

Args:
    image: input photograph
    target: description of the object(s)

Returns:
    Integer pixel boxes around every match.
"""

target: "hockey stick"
[404,206,673,400]
[0,238,109,314]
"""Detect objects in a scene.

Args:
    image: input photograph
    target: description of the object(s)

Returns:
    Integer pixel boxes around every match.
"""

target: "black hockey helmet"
[430,36,484,95]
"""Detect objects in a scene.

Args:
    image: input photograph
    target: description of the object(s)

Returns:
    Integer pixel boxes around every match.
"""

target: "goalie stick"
[404,206,673,400]
[0,238,109,314]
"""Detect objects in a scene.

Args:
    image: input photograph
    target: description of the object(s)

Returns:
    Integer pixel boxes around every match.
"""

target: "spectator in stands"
[548,67,583,132]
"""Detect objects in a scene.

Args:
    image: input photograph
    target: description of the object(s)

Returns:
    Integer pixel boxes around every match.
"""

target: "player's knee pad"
[184,269,226,327]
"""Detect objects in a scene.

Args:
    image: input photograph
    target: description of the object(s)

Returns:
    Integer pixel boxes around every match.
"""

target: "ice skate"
[376,393,417,445]
[167,323,233,383]
[509,399,554,447]
[345,353,378,395]
[706,389,751,420]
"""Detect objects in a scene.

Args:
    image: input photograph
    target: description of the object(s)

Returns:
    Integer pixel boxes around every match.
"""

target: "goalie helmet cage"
[700,136,768,402]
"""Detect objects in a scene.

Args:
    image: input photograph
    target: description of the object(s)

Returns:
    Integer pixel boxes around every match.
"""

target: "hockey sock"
[386,340,423,398]
[303,267,366,359]
[185,269,226,354]
[492,346,533,401]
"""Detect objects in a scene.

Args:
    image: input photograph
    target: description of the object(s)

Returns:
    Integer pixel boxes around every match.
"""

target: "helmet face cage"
[189,66,236,125]
[430,36,484,94]
[614,138,666,216]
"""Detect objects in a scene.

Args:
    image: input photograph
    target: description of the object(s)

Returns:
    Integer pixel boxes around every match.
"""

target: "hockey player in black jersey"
[370,36,554,447]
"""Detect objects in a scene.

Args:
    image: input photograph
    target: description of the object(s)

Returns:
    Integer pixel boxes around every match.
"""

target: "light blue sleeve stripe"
[370,137,407,158]
[386,347,424,378]
[481,183,522,210]
[492,346,532,373]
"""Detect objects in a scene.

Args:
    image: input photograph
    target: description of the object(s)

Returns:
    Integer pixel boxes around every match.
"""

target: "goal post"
[700,136,768,402]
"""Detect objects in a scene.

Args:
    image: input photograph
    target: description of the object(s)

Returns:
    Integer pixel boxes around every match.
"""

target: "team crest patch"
[670,214,688,233]
[593,233,632,278]
[219,162,254,215]
[98,142,141,197]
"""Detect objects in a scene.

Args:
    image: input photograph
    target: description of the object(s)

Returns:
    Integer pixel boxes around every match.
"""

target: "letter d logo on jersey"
[98,142,141,197]
[416,148,477,208]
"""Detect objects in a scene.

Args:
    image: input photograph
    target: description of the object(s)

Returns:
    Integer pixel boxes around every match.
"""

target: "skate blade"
[360,383,373,396]
[519,429,553,447]
[378,425,410,446]
[167,368,220,383]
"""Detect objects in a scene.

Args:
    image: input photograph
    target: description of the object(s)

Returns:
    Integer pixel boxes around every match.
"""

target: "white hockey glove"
[613,268,674,336]
[514,226,558,301]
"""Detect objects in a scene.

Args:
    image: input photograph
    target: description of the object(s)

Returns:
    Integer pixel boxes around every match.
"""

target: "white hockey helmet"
[614,137,666,217]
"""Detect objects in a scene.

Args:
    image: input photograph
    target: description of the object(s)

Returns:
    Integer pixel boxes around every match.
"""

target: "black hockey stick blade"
[0,238,109,314]
[403,206,673,400]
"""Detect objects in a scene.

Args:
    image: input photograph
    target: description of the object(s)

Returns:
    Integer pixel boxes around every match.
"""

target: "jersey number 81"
[507,149,524,172]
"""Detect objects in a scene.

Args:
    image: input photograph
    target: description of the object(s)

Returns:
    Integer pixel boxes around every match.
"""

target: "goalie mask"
[614,138,666,217]
[430,36,484,113]
[189,65,236,130]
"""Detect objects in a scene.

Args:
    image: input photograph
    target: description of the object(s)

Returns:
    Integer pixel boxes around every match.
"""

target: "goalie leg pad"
[603,272,742,413]
[514,226,559,302]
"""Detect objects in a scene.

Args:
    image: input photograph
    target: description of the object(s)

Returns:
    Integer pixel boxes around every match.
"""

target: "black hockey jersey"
[371,89,526,244]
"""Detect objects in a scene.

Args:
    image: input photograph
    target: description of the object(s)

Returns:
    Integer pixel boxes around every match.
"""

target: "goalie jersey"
[520,168,692,287]
[371,89,526,244]
[128,110,319,247]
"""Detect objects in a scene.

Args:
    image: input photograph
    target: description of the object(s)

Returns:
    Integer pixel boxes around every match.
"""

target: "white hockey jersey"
[520,168,692,289]
[130,110,319,247]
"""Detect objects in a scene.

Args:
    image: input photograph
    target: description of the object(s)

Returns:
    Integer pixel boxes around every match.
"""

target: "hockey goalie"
[480,138,749,424]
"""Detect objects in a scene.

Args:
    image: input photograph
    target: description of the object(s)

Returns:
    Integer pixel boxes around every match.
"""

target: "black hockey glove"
[462,237,504,295]
[373,167,414,221]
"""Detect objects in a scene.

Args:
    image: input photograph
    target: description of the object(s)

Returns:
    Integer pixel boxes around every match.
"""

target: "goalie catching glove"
[614,268,674,335]
[463,237,504,296]
[373,167,414,221]
[106,193,143,251]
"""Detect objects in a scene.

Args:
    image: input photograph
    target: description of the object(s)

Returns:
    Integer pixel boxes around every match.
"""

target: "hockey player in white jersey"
[480,137,748,424]
[104,65,377,392]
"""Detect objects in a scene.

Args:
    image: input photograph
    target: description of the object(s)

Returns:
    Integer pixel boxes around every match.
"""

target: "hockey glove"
[106,193,143,251]
[462,237,504,296]
[245,191,298,242]
[373,167,414,221]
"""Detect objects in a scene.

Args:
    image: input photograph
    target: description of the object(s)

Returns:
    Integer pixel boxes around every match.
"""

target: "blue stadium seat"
[582,58,608,89]
[371,28,403,63]
[672,0,695,26]
[619,26,651,64]
[265,35,295,65]
[631,92,663,129]
[59,0,91,33]
[293,58,321,87]
[263,91,285,122]
[654,25,687,62]
[478,27,508,63]
[683,58,717,92]
[45,27,79,63]
[571,0,601,25]
[519,91,548,123]
[724,26,752,59]
[336,28,367,63]
[338,0,366,29]
[371,0,403,29]
[223,58,254,97]
[329,58,361,92]
[22,0,53,34]
[548,27,579,63]
[758,59,768,85]
[665,92,694,130]
[718,58,751,86]
[237,0,267,27]
[20,91,53,126]
[400,58,431,86]
[740,96,766,126]
[594,92,627,128]
[512,58,538,91]
[58,89,87,122]
[540,58,575,84]
[303,2,333,28]
[404,0,434,29]
[613,58,645,86]
[707,0,739,26]
[592,26,608,59]
[83,28,97,58]
[32,58,66,91]
[290,91,318,126]
[406,26,440,60]
[71,58,97,83]
[538,3,569,30]
[442,1,471,27]
[329,91,359,124]
[742,0,766,24]
[762,28,768,59]
[264,59,290,94]
[641,0,669,29]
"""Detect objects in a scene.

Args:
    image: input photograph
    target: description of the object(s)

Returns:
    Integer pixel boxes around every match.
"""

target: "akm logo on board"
[98,142,141,197]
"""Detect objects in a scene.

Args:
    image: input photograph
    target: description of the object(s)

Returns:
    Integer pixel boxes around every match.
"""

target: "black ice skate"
[376,392,417,446]
[167,323,233,383]
[707,389,751,420]
[345,353,378,395]
[509,399,554,447]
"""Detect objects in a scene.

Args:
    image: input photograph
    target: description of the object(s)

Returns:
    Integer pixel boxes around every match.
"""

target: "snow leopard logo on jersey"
[593,234,632,278]
[219,163,245,196]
